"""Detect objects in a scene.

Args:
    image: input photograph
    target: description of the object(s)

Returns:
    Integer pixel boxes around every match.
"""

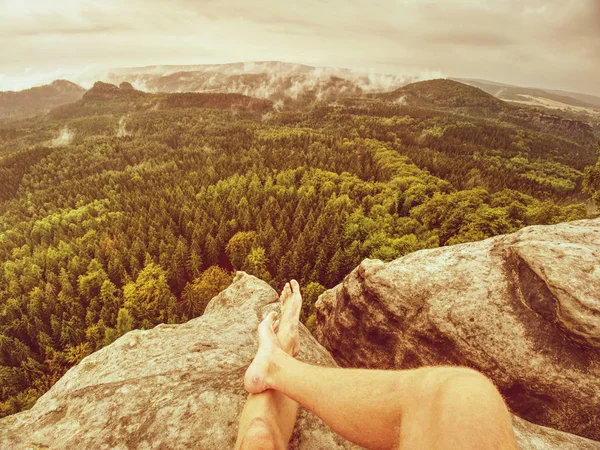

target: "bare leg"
[245,314,519,450]
[235,281,302,450]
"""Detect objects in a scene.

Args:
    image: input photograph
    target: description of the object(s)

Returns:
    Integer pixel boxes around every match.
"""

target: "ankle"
[278,323,298,354]
[266,348,289,390]
[281,338,297,356]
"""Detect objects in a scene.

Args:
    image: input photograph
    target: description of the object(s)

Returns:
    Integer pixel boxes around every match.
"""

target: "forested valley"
[0,79,598,416]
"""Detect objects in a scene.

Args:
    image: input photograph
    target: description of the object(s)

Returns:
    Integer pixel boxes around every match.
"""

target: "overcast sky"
[1,0,599,95]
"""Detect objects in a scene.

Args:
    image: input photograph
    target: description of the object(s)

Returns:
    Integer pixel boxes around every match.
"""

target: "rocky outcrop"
[315,218,600,443]
[119,81,135,91]
[0,273,357,450]
[83,81,146,101]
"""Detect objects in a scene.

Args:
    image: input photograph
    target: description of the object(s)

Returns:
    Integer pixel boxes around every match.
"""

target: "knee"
[441,368,498,396]
[238,418,279,450]
[436,367,506,413]
[434,368,517,445]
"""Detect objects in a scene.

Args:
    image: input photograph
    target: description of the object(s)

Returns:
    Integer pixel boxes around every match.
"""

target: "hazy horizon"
[1,0,599,96]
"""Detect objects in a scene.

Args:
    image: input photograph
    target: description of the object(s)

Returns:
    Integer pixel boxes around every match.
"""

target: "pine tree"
[116,308,134,337]
[225,231,257,270]
[186,250,203,279]
[244,246,271,282]
[204,234,219,267]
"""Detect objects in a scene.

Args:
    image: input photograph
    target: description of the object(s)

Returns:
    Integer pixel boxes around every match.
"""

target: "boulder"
[119,82,135,90]
[315,218,600,442]
[0,273,357,450]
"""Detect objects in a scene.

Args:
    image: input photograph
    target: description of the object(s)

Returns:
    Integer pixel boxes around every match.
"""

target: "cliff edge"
[316,218,600,444]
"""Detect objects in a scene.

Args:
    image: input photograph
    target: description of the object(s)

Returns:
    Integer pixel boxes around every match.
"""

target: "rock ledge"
[316,219,600,444]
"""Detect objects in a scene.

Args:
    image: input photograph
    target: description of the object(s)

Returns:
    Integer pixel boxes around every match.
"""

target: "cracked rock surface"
[315,218,600,445]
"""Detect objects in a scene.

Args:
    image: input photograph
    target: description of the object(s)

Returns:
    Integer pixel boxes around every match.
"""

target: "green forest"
[0,79,598,416]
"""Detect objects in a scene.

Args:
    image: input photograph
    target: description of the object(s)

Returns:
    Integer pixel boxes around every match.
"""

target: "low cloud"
[51,126,73,147]
[117,116,129,137]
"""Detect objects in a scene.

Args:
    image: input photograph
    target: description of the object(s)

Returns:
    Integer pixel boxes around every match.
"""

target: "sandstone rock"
[512,416,600,450]
[83,81,144,101]
[0,273,357,450]
[119,82,135,90]
[315,218,600,442]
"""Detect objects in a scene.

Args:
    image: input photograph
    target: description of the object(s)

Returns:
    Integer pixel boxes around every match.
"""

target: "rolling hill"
[456,78,600,111]
[380,78,506,110]
[0,80,85,120]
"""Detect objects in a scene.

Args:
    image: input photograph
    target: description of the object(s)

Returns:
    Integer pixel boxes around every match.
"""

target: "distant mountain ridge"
[3,61,599,116]
[2,63,598,144]
[85,61,418,103]
[3,62,599,122]
[455,78,600,110]
[92,62,600,110]
[3,74,593,149]
[48,80,273,119]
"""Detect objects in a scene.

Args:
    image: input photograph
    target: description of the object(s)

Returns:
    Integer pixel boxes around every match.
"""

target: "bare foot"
[277,280,302,357]
[244,311,287,394]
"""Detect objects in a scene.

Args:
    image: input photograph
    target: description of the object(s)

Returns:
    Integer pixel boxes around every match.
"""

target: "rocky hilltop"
[1,220,599,449]
[82,81,147,102]
[316,218,600,443]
